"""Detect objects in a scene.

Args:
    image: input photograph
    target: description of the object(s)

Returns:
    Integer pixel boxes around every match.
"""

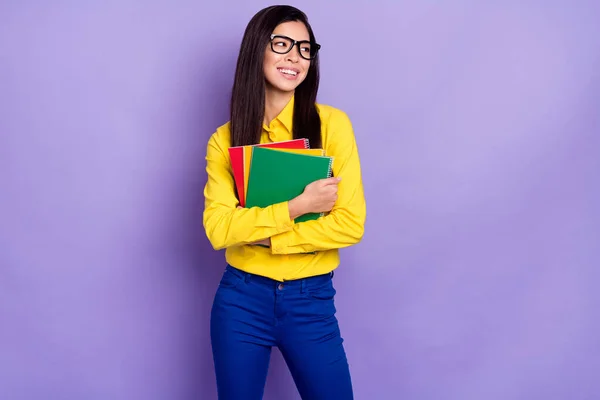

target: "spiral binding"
[319,156,335,218]
[326,157,334,178]
[302,138,309,148]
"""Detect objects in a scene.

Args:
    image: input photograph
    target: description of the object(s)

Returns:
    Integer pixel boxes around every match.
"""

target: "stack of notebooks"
[228,139,333,222]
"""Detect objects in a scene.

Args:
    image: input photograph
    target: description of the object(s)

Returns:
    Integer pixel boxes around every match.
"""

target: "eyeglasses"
[269,34,321,60]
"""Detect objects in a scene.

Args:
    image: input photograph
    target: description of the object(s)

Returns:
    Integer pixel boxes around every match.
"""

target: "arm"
[202,131,301,250]
[269,111,366,255]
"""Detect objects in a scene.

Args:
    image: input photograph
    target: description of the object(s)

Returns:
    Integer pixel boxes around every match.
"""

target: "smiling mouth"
[278,68,298,76]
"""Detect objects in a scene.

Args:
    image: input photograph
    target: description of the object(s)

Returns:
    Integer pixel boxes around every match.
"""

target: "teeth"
[279,68,297,76]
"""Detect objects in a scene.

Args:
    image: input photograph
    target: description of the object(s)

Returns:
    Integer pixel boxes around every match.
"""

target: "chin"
[265,67,306,93]
[275,82,301,93]
[266,79,304,94]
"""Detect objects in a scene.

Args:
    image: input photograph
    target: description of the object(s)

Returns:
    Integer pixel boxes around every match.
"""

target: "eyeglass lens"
[271,36,317,59]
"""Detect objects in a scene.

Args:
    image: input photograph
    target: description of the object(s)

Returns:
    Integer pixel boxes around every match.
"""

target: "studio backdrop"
[1,1,599,399]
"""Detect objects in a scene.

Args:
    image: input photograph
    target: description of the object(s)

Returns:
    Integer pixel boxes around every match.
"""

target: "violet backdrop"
[1,1,599,399]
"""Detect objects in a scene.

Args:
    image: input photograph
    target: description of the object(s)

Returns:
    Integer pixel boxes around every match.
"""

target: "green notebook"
[246,146,334,223]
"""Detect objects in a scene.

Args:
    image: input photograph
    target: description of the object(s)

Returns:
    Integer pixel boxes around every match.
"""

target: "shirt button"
[278,283,284,290]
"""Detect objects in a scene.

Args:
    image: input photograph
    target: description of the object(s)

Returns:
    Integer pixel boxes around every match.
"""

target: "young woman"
[203,5,366,400]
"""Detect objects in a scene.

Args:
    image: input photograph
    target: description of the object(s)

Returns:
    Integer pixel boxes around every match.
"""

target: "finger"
[322,177,341,185]
[315,177,338,187]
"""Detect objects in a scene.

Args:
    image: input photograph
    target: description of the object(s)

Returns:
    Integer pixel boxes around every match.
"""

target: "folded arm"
[202,132,296,250]
[269,111,366,255]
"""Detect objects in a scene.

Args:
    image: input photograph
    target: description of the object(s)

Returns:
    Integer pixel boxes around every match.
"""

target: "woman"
[203,5,366,399]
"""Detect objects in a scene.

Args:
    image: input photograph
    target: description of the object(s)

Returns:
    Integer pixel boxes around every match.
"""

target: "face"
[263,21,313,95]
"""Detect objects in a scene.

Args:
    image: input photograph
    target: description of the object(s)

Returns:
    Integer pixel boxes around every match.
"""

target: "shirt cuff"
[272,201,294,232]
[270,229,292,254]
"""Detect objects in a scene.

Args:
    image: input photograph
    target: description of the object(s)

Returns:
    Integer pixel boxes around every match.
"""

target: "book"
[271,148,325,156]
[242,147,325,200]
[245,147,334,223]
[228,139,309,206]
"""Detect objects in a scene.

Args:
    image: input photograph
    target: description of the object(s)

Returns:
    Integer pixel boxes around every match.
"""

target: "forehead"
[272,21,310,41]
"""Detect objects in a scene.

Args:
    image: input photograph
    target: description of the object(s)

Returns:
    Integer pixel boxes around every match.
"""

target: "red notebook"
[228,138,309,206]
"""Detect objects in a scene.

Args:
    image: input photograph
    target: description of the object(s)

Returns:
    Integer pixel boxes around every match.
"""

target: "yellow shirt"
[202,96,366,281]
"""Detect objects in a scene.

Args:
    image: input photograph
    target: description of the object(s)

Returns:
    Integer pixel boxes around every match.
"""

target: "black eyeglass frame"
[269,34,321,60]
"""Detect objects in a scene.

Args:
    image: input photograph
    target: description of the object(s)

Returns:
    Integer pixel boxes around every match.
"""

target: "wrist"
[288,195,308,220]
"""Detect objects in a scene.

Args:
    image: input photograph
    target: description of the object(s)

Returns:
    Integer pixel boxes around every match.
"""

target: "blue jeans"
[210,264,354,400]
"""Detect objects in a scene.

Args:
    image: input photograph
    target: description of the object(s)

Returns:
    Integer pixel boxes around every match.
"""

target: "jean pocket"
[305,280,336,301]
[218,269,241,289]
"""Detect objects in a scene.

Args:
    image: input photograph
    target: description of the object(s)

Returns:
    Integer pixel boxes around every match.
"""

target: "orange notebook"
[228,139,309,206]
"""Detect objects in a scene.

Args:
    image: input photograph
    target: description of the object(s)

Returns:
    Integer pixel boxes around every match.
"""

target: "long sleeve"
[269,110,366,255]
[202,130,294,250]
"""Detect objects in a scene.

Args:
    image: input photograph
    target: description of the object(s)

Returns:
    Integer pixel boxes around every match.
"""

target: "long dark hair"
[229,5,321,148]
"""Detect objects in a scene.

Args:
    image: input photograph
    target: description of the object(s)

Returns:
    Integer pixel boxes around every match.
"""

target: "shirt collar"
[275,95,294,133]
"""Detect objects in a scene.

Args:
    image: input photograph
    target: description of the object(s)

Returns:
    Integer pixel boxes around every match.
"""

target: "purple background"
[1,1,599,399]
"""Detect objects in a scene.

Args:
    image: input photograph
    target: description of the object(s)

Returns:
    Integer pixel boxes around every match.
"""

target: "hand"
[293,177,341,215]
[252,238,271,247]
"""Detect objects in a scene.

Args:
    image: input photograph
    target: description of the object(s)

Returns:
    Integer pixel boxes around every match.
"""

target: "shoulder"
[316,103,352,126]
[208,121,232,149]
[205,121,232,161]
[316,103,355,150]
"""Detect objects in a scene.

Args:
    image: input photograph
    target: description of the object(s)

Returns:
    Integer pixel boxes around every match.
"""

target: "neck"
[264,86,293,126]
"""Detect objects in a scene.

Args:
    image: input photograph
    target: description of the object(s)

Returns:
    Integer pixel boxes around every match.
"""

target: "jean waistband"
[225,264,333,289]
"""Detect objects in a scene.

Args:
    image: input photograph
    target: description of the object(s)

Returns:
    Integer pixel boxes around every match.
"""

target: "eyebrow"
[272,33,311,42]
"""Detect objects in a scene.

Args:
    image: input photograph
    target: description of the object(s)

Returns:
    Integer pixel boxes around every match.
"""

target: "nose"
[286,45,300,62]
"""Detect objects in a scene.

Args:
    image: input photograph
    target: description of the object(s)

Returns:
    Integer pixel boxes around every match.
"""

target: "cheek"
[263,55,281,85]
[299,61,311,79]
[264,50,282,68]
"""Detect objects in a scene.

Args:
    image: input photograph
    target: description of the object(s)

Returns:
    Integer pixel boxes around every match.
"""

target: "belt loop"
[300,278,306,294]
